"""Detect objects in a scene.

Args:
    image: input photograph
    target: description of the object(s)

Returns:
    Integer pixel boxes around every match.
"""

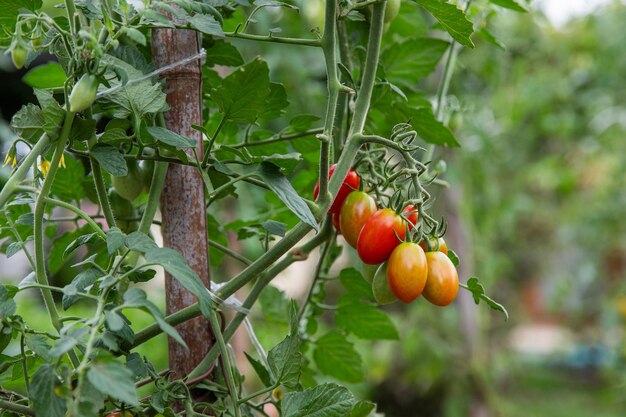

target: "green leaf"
[282,383,355,417]
[259,286,290,324]
[10,104,45,143]
[348,401,376,417]
[489,0,527,12]
[106,227,127,255]
[335,298,399,340]
[260,220,286,237]
[144,247,213,317]
[260,82,289,120]
[314,331,364,383]
[188,13,225,37]
[205,40,244,66]
[125,232,158,253]
[30,365,66,417]
[257,162,318,231]
[48,227,90,275]
[477,27,506,50]
[34,89,65,139]
[87,358,139,406]
[211,58,271,123]
[267,333,302,389]
[49,327,88,357]
[147,126,196,148]
[412,107,460,147]
[339,268,373,300]
[245,352,272,387]
[22,62,67,89]
[289,114,320,131]
[0,0,42,34]
[381,38,449,88]
[121,288,187,348]
[25,334,52,362]
[63,232,99,259]
[465,277,509,320]
[90,144,128,176]
[413,0,475,48]
[62,268,102,310]
[447,248,460,266]
[0,285,17,319]
[100,80,167,120]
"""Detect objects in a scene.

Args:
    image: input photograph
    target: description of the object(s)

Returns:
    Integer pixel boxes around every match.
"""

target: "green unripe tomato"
[139,160,154,193]
[112,160,143,202]
[11,45,28,69]
[69,74,98,112]
[372,262,398,305]
[108,189,137,234]
[384,0,401,24]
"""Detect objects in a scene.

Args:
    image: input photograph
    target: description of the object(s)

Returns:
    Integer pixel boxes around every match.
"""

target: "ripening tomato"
[357,208,407,264]
[419,237,448,255]
[313,164,360,214]
[402,204,418,230]
[339,191,377,248]
[423,251,459,306]
[386,242,428,303]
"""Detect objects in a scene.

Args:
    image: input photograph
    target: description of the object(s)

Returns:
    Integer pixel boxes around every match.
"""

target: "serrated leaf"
[413,107,460,147]
[465,277,509,320]
[282,383,355,417]
[205,40,244,67]
[121,288,187,348]
[260,82,289,120]
[188,13,225,37]
[106,227,126,255]
[335,298,398,340]
[87,359,139,406]
[23,62,67,89]
[477,27,506,50]
[314,331,363,383]
[10,103,45,143]
[259,285,290,324]
[147,126,196,148]
[381,38,450,88]
[144,247,212,317]
[413,0,475,48]
[211,58,271,123]
[25,334,53,362]
[30,365,66,417]
[90,144,128,176]
[339,268,373,300]
[348,401,377,417]
[63,232,99,259]
[447,248,460,266]
[257,162,318,231]
[125,232,158,253]
[49,327,88,357]
[34,89,65,139]
[0,285,17,319]
[267,333,302,389]
[62,268,102,310]
[245,352,272,387]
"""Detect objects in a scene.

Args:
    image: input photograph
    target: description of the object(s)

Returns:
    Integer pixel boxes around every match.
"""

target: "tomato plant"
[0,0,511,416]
[386,242,428,303]
[339,190,378,247]
[420,237,448,254]
[423,251,460,307]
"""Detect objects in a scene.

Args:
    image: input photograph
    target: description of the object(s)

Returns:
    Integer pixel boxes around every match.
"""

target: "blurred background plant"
[1,1,625,416]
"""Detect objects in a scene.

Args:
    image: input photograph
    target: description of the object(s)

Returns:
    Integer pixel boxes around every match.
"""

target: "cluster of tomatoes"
[314,165,459,307]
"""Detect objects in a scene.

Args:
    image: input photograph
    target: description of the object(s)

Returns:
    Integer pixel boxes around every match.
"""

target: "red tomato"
[386,242,428,303]
[356,208,406,264]
[423,251,459,306]
[313,164,360,213]
[402,204,418,230]
[339,191,377,248]
[419,237,448,255]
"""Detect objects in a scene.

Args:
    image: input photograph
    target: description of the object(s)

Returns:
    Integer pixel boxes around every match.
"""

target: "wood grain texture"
[151,27,212,378]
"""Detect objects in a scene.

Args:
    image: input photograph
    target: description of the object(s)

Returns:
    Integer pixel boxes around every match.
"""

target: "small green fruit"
[372,262,398,305]
[69,74,98,112]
